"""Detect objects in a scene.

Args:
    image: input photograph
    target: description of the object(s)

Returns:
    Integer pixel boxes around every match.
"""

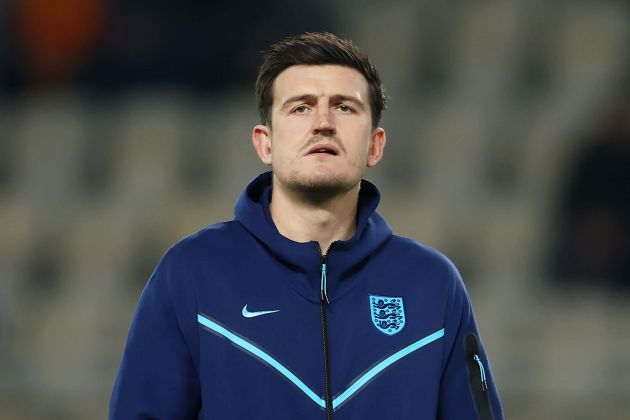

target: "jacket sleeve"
[109,250,201,419]
[437,260,504,420]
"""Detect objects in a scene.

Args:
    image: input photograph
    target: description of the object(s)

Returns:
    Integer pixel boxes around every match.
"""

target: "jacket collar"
[235,171,392,302]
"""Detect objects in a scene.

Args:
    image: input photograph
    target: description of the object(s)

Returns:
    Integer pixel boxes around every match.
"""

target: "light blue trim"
[198,313,444,413]
[332,328,445,409]
[197,314,325,408]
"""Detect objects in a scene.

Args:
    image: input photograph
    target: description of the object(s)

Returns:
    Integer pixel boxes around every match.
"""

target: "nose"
[313,107,336,135]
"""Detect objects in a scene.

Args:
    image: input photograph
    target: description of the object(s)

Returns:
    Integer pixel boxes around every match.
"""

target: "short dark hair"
[255,32,387,129]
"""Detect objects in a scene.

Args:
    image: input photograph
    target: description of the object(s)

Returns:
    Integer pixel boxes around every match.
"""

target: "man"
[110,32,504,420]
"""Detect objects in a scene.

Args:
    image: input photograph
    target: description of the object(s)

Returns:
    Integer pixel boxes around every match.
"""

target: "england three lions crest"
[369,295,406,336]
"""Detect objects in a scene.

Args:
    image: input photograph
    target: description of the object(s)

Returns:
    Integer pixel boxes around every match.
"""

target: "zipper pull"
[473,354,488,391]
[320,260,329,304]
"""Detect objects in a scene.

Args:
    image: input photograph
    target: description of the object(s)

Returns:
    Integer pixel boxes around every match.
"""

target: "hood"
[234,171,392,303]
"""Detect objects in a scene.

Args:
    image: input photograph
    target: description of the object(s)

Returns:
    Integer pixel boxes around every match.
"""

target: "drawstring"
[320,262,329,304]
[473,354,488,391]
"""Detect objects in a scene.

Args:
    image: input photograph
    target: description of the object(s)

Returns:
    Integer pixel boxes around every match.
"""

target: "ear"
[367,127,387,167]
[252,124,273,165]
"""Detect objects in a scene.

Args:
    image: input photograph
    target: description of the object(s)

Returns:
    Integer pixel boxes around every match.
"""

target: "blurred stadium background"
[1,1,630,419]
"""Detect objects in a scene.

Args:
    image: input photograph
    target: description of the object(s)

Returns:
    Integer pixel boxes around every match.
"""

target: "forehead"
[272,65,369,104]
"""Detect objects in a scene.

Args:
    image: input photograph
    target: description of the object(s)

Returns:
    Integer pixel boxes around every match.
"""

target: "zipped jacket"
[110,171,504,420]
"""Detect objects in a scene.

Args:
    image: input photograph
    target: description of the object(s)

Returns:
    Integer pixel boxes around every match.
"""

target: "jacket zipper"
[465,334,494,420]
[319,244,334,419]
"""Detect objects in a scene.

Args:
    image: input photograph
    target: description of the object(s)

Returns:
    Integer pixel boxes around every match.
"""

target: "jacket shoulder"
[146,220,244,291]
[385,235,465,290]
[163,220,243,262]
[387,235,459,270]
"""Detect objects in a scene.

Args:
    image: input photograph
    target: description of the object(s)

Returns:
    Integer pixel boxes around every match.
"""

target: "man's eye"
[292,105,309,113]
[337,104,353,112]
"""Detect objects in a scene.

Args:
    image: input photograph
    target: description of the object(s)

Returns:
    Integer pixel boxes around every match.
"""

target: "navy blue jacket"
[110,172,504,419]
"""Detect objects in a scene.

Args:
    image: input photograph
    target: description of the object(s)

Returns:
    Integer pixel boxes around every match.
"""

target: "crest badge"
[369,295,406,336]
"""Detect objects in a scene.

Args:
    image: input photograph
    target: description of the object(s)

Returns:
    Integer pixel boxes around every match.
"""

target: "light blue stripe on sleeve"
[332,328,445,409]
[197,314,326,408]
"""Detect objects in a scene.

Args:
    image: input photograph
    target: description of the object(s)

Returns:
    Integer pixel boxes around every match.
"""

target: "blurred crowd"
[1,0,332,96]
[551,95,630,292]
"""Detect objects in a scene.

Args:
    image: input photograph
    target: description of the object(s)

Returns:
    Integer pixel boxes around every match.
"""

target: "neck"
[269,177,360,254]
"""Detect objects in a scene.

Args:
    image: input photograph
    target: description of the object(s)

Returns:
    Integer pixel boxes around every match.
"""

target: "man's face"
[253,64,386,196]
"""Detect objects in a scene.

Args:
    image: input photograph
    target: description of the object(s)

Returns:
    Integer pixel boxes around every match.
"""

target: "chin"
[279,170,359,198]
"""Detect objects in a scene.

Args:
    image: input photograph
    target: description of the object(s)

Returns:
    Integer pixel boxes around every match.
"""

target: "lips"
[306,144,339,156]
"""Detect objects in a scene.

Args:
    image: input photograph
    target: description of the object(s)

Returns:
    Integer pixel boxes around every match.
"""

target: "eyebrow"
[281,94,366,109]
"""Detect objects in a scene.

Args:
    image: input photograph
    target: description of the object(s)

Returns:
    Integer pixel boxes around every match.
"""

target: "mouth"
[306,144,339,156]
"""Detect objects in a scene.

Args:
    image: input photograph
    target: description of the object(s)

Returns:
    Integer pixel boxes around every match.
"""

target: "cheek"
[345,145,370,169]
[348,129,374,163]
[270,136,295,162]
[278,115,313,134]
[272,121,310,148]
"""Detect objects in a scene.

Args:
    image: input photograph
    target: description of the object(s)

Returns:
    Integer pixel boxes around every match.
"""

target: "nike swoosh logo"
[242,305,280,318]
